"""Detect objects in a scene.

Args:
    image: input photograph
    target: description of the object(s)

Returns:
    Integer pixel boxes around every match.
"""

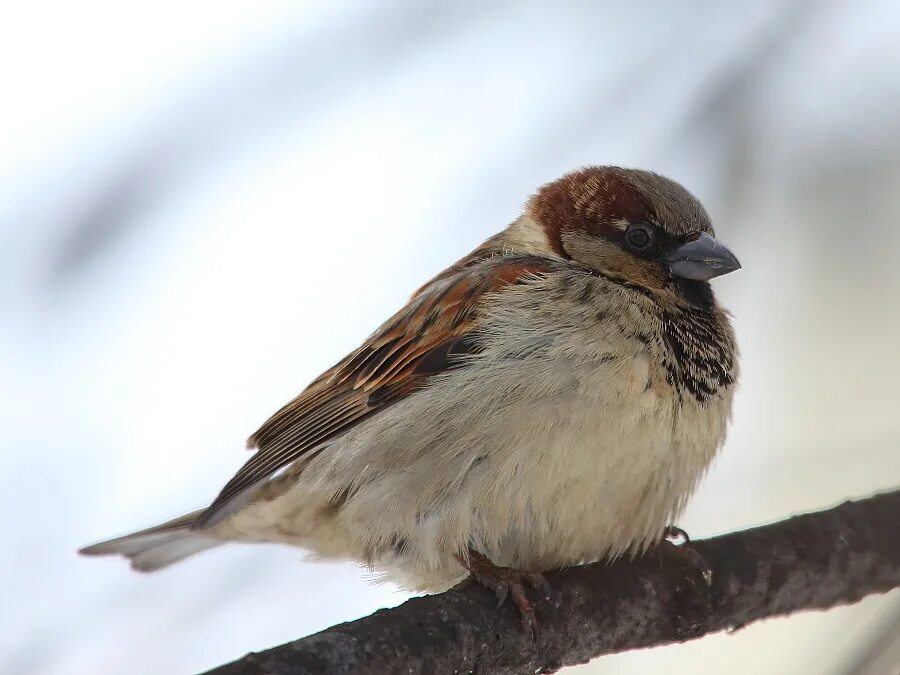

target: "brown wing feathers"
[192,256,551,528]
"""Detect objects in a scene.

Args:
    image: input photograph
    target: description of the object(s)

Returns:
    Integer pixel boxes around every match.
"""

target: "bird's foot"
[659,526,712,585]
[461,549,550,635]
[663,524,691,544]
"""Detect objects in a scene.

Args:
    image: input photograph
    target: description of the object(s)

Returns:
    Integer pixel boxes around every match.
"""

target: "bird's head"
[522,166,740,307]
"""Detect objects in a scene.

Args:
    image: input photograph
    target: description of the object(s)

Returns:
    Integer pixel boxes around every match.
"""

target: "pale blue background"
[2,2,899,673]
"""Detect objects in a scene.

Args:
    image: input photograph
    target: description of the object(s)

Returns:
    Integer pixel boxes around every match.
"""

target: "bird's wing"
[192,255,554,528]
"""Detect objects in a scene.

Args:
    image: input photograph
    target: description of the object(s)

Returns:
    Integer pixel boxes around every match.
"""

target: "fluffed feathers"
[80,166,740,594]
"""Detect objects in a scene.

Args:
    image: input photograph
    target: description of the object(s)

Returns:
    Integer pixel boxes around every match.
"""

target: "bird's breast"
[447,273,734,567]
[448,350,715,567]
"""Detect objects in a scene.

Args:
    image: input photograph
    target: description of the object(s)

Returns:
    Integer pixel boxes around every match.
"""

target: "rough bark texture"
[204,489,900,675]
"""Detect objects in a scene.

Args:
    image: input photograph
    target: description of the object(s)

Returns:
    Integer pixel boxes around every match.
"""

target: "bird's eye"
[625,224,653,251]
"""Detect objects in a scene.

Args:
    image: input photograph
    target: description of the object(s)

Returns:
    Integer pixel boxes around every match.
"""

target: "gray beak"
[664,232,741,281]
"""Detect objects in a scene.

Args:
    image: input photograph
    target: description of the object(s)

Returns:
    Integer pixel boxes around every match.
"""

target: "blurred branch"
[204,489,900,675]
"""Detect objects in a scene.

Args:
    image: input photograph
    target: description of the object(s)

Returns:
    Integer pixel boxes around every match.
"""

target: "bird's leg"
[458,549,550,634]
[658,525,712,585]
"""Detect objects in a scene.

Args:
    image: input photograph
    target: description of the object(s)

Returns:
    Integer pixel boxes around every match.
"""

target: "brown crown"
[527,166,712,255]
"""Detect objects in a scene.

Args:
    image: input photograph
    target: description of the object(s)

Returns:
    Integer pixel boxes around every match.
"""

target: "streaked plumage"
[82,166,739,610]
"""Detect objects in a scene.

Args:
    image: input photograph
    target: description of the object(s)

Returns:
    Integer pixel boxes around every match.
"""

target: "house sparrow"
[81,166,740,630]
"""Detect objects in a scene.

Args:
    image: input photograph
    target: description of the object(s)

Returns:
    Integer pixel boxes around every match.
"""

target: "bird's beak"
[664,232,741,281]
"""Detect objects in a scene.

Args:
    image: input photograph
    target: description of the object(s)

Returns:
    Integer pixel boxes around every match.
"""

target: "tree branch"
[204,489,900,675]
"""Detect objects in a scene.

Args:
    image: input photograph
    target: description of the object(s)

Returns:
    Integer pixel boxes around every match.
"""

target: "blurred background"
[2,1,899,673]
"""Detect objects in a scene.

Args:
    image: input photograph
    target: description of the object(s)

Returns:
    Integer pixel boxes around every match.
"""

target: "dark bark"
[204,489,900,675]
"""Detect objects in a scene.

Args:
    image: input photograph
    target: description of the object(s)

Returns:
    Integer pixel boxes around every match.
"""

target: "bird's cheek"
[561,231,668,288]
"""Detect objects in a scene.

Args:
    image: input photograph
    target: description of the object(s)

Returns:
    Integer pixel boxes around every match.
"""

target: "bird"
[81,166,740,630]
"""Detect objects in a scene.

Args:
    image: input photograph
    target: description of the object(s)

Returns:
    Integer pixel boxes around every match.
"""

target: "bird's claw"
[526,571,554,600]
[658,537,713,586]
[664,524,691,544]
[463,550,549,635]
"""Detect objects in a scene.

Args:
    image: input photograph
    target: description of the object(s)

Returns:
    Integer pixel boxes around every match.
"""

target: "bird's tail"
[79,510,223,572]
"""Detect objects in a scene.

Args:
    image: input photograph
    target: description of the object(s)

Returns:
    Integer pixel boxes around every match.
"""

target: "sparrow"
[81,166,740,630]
